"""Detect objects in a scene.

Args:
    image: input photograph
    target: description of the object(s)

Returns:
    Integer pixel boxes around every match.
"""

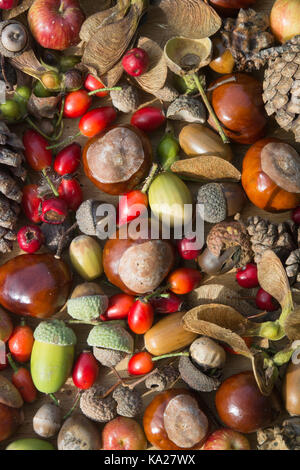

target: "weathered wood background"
[0,0,297,450]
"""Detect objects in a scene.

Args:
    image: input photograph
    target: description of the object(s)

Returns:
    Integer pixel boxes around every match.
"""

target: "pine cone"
[246,216,296,264]
[221,9,275,72]
[0,122,26,253]
[262,36,300,142]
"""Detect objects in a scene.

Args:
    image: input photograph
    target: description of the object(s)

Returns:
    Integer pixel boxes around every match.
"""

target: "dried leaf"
[182,304,253,357]
[0,374,23,408]
[140,0,221,48]
[2,0,33,19]
[82,1,144,77]
[258,250,292,309]
[135,37,167,93]
[80,1,125,44]
[27,93,62,119]
[187,284,258,317]
[284,306,300,340]
[252,352,278,396]
[171,155,241,182]
[100,60,124,88]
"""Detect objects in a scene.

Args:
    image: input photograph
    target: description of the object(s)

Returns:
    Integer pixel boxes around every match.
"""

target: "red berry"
[236,263,259,289]
[23,129,52,171]
[255,288,279,312]
[292,206,300,225]
[131,107,165,132]
[128,352,154,376]
[177,236,201,260]
[22,184,42,224]
[53,143,81,175]
[102,293,135,321]
[72,351,99,390]
[167,267,202,295]
[117,190,148,226]
[79,106,117,138]
[0,0,18,10]
[8,355,37,403]
[122,47,149,77]
[63,90,92,119]
[84,74,108,98]
[58,177,83,211]
[41,198,68,224]
[128,300,154,335]
[149,292,183,314]
[8,323,34,363]
[17,225,44,254]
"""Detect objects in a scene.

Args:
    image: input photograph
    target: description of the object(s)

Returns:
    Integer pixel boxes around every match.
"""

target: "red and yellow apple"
[28,0,85,50]
[270,0,300,43]
[102,417,147,450]
[203,428,251,450]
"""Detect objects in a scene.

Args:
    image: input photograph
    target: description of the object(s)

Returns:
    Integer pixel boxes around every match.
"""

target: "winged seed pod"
[164,37,212,77]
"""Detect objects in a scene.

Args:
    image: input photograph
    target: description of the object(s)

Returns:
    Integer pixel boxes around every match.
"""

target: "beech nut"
[143,389,209,450]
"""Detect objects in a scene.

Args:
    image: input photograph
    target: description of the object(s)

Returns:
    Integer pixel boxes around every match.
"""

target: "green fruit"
[0,100,22,122]
[34,81,52,98]
[87,324,134,353]
[14,86,31,103]
[31,320,76,394]
[157,134,180,170]
[69,235,103,281]
[67,295,108,321]
[148,172,193,228]
[59,55,81,72]
[6,439,55,450]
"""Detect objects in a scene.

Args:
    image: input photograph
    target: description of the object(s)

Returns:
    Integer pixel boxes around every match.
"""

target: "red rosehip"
[177,236,201,260]
[84,74,109,98]
[255,288,279,312]
[128,300,154,335]
[41,198,68,224]
[23,129,52,171]
[63,90,92,119]
[53,143,81,175]
[79,106,117,138]
[128,352,154,376]
[122,47,149,77]
[292,206,300,226]
[72,351,99,390]
[149,292,183,314]
[167,267,202,295]
[8,322,34,363]
[101,293,135,321]
[131,107,165,132]
[22,184,42,224]
[236,263,259,289]
[17,225,44,254]
[58,177,83,211]
[117,190,148,226]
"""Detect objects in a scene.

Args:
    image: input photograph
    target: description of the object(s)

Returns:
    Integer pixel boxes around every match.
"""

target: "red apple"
[203,428,251,450]
[0,0,18,9]
[28,0,85,50]
[270,0,300,43]
[102,417,147,450]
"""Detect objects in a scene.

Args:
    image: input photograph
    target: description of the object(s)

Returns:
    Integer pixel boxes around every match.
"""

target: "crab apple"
[122,48,149,77]
[203,428,251,450]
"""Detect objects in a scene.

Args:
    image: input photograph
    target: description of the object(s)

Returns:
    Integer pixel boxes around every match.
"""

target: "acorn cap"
[87,324,133,353]
[197,183,227,223]
[34,320,77,346]
[67,295,109,321]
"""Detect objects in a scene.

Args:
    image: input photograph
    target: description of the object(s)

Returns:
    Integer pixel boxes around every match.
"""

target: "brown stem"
[247,311,268,320]
[126,368,159,390]
[112,367,127,386]
[141,163,159,193]
[63,390,82,420]
[55,222,78,259]
[100,368,159,399]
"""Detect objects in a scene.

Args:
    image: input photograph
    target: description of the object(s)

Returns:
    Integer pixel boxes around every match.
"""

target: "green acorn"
[31,320,76,394]
[87,324,133,354]
[67,282,108,321]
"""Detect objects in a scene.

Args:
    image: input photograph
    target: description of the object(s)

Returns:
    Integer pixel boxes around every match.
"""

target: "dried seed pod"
[110,82,139,113]
[93,346,126,368]
[179,355,221,392]
[164,37,212,76]
[145,365,179,392]
[197,182,246,223]
[33,403,62,438]
[80,385,117,423]
[189,337,226,369]
[112,386,142,418]
[0,20,29,58]
[166,96,206,123]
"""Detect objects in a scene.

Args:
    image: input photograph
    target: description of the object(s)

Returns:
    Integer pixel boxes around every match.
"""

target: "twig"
[55,222,78,259]
[63,391,82,420]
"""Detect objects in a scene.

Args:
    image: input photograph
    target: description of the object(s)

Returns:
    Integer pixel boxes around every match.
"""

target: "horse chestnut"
[215,371,281,433]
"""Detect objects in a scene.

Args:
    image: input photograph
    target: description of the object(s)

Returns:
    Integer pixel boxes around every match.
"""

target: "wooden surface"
[0,0,297,450]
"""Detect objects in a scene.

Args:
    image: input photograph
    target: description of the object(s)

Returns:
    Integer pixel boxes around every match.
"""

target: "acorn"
[88,323,133,368]
[197,183,246,223]
[69,235,103,281]
[31,320,76,394]
[67,283,109,322]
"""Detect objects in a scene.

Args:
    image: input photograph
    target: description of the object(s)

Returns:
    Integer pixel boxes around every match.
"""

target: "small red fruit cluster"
[236,263,278,312]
